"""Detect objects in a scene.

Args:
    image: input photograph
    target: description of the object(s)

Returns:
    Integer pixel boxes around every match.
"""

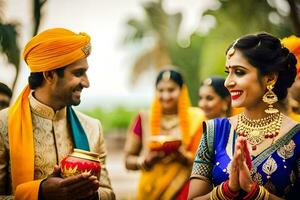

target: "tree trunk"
[287,0,300,36]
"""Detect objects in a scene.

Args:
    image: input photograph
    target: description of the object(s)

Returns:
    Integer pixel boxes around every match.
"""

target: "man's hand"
[40,165,100,200]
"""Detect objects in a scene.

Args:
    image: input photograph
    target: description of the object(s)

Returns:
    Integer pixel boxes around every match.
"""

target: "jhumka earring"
[262,82,279,114]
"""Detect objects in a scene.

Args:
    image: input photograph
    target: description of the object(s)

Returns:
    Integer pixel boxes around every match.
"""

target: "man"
[0,82,12,110]
[0,28,115,199]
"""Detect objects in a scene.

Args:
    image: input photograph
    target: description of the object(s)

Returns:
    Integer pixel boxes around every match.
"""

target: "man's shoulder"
[0,108,9,137]
[74,109,101,126]
[0,108,9,122]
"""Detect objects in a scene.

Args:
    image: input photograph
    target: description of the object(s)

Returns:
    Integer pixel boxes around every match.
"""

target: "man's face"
[52,58,90,107]
[0,93,10,110]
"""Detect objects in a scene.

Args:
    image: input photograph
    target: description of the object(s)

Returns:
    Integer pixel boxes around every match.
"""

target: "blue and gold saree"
[191,118,300,199]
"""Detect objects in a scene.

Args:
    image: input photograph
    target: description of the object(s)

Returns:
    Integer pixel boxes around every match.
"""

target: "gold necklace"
[160,115,179,131]
[236,112,283,150]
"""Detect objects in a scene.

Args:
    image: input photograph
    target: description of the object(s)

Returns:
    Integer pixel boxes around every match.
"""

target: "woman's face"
[289,74,300,102]
[198,85,227,119]
[156,79,181,112]
[224,50,268,109]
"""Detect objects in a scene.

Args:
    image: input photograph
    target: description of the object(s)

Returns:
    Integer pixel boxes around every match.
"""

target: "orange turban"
[282,35,300,73]
[23,28,91,72]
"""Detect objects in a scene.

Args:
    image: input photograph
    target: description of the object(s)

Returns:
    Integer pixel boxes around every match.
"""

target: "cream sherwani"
[0,93,115,199]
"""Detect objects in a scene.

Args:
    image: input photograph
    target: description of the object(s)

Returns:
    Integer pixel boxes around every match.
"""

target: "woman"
[198,76,231,119]
[188,33,299,199]
[125,69,205,200]
[282,35,300,122]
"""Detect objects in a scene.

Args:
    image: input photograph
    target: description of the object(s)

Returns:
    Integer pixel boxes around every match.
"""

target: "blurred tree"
[0,0,20,100]
[33,0,47,36]
[124,0,202,105]
[198,0,295,80]
[124,0,298,105]
[286,0,300,35]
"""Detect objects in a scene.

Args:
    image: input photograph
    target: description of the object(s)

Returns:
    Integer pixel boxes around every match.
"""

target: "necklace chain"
[236,112,283,150]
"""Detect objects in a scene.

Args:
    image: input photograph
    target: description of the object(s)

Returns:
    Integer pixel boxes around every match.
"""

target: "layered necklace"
[236,112,283,151]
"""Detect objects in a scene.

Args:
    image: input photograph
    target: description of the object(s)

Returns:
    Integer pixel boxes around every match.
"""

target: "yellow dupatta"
[137,85,205,200]
[8,86,42,199]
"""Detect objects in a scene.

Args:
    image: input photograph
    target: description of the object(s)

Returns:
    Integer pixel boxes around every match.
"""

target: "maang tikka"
[262,81,279,114]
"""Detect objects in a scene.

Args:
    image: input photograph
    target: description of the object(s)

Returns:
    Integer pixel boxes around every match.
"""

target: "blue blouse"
[191,118,300,199]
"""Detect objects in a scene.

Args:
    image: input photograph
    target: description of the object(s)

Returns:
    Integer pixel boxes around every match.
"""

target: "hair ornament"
[162,70,171,81]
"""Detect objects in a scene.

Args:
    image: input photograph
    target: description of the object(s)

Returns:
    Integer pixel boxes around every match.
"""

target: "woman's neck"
[162,107,178,115]
[243,103,280,120]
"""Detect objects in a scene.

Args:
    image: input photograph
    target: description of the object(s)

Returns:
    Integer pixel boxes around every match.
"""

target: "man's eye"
[74,71,84,77]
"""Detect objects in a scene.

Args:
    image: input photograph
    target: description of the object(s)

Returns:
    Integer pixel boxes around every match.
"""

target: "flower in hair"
[282,35,300,73]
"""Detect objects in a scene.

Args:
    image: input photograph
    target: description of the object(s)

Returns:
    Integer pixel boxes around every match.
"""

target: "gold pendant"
[246,130,264,146]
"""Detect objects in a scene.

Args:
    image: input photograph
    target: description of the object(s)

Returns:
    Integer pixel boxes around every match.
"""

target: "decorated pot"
[61,149,101,179]
[148,135,182,153]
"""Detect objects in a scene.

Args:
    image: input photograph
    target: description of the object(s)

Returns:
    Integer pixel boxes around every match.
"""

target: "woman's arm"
[188,178,212,200]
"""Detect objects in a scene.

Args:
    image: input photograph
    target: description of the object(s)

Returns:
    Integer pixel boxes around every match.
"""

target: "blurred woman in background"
[124,68,205,200]
[198,76,231,119]
[282,35,300,122]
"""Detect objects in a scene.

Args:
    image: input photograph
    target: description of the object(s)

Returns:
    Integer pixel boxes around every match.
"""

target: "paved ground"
[105,134,139,200]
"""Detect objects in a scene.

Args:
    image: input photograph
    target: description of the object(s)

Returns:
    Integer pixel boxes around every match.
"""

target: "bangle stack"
[254,186,269,200]
[243,183,269,200]
[210,181,270,200]
[210,180,239,200]
[243,182,259,199]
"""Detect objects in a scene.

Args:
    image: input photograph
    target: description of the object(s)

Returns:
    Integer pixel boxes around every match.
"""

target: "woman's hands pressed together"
[229,137,254,193]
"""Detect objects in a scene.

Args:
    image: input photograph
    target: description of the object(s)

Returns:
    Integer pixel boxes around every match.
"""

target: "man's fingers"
[73,179,100,198]
[50,165,61,177]
[60,172,92,187]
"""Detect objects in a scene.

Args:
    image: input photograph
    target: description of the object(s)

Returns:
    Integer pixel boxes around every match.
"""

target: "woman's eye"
[235,69,245,76]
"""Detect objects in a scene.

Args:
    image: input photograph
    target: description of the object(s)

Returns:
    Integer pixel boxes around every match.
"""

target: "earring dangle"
[262,84,279,114]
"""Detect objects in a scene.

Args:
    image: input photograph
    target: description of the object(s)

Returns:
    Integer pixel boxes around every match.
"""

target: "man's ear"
[43,71,56,84]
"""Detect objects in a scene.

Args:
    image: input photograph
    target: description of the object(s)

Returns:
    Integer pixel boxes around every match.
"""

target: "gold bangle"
[218,183,230,200]
[210,187,218,200]
[264,188,270,200]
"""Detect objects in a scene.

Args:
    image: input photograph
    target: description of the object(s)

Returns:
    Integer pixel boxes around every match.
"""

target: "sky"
[1,0,217,109]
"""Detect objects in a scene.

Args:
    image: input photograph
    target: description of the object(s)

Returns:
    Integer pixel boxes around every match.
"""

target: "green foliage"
[124,0,202,105]
[124,0,297,106]
[168,33,204,104]
[81,107,138,134]
[198,0,294,81]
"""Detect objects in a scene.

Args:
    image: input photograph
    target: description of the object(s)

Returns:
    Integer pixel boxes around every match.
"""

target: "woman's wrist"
[223,180,239,198]
[244,182,255,193]
[228,180,240,193]
[242,183,263,200]
[137,157,149,170]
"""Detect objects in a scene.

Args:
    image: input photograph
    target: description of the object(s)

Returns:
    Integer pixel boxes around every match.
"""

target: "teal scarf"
[67,106,90,151]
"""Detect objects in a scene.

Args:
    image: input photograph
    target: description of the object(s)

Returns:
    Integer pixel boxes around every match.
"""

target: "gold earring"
[262,83,278,113]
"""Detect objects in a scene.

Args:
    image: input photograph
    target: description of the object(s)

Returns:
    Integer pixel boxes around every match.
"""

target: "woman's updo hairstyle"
[155,69,184,88]
[226,33,297,100]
